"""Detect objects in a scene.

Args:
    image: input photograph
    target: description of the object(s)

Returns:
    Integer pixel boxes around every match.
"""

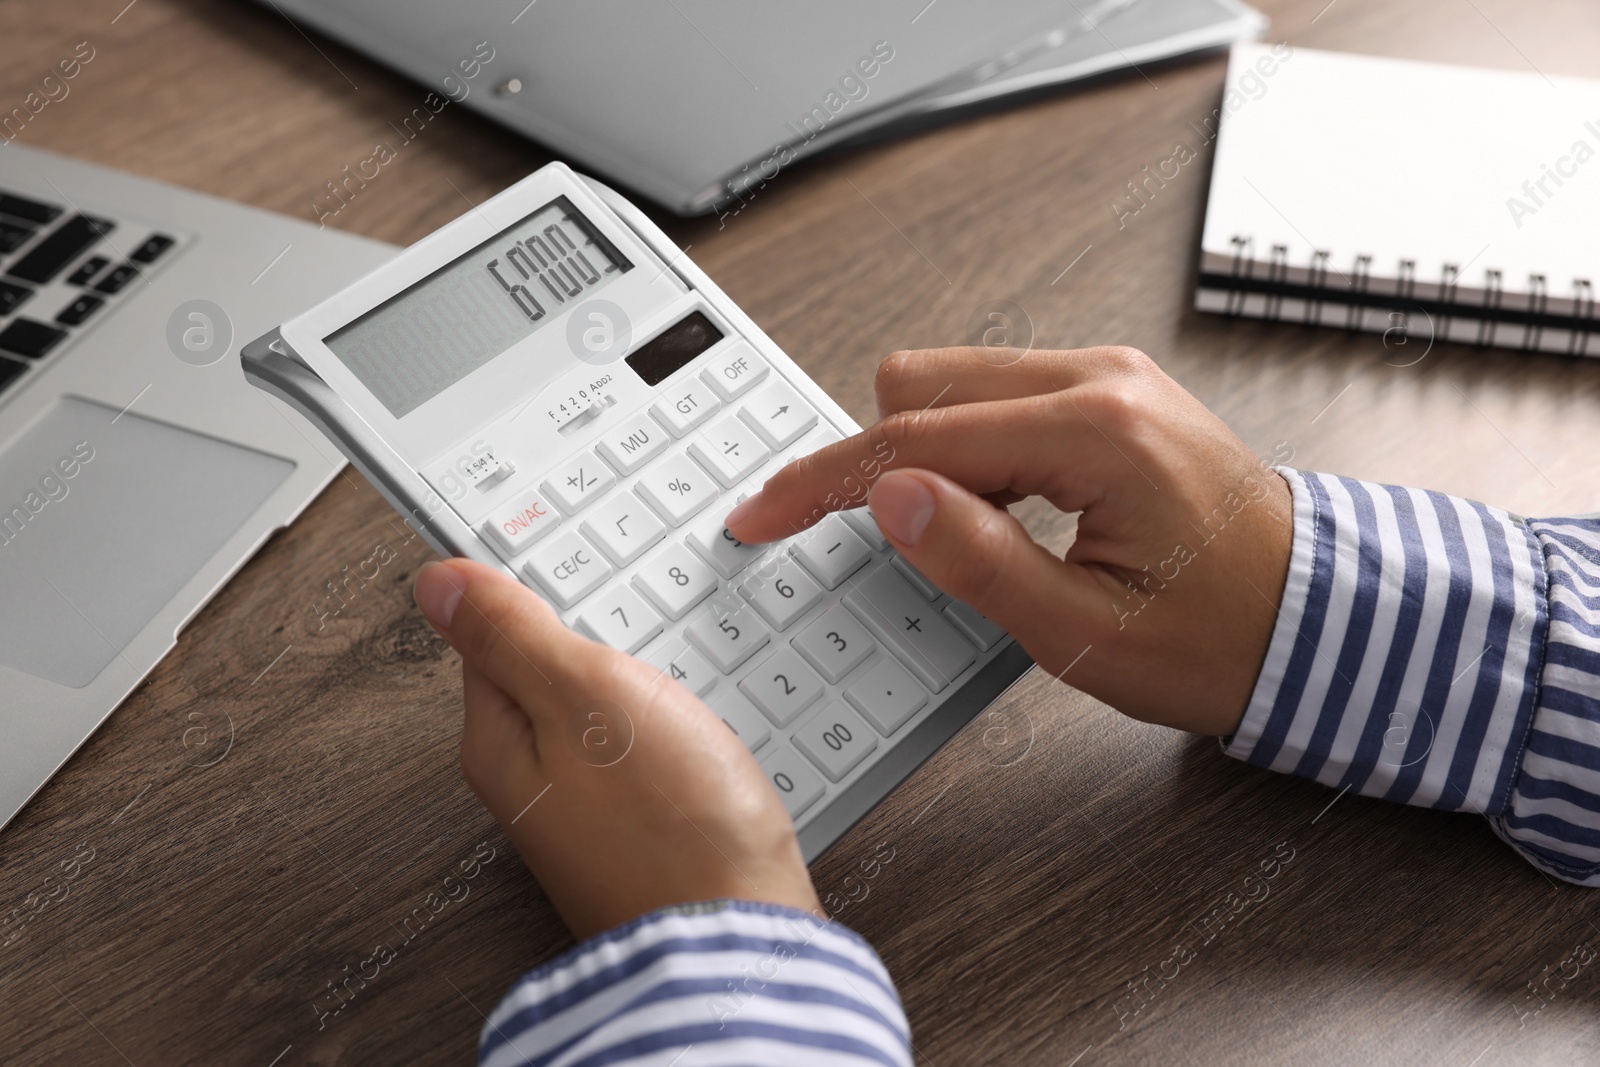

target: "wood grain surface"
[2,0,1599,1064]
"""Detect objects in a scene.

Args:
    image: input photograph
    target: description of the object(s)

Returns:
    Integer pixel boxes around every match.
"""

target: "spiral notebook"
[1196,44,1600,356]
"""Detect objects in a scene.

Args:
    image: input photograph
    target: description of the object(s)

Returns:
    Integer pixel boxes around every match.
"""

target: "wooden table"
[4,1,1599,1063]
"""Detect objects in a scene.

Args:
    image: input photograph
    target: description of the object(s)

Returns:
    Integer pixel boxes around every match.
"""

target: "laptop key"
[0,193,62,225]
[0,280,32,316]
[0,356,26,394]
[130,234,176,263]
[56,294,105,327]
[93,262,140,294]
[0,318,68,360]
[6,215,114,285]
[0,221,34,254]
[66,255,110,286]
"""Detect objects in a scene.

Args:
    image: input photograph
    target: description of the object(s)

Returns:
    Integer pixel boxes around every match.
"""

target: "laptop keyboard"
[0,187,181,395]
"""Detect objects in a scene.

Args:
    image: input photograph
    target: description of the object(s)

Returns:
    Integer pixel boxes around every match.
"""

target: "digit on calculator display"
[322,196,633,420]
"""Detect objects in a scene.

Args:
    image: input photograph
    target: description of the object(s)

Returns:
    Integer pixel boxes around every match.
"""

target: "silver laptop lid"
[264,0,1260,214]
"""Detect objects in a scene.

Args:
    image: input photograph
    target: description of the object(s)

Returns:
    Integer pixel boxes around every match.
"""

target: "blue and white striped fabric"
[1228,468,1600,885]
[478,900,912,1067]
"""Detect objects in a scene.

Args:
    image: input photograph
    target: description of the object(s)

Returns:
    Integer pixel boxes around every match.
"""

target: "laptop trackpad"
[0,396,293,688]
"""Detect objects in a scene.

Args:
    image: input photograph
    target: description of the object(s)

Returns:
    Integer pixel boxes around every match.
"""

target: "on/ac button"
[482,488,561,555]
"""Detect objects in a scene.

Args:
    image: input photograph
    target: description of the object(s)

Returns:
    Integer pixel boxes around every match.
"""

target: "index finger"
[724,392,1111,544]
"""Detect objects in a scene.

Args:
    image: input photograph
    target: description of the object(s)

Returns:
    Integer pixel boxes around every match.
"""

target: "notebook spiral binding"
[1203,237,1599,357]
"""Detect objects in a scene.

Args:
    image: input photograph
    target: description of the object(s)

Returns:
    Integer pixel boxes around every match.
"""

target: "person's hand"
[413,558,821,941]
[723,346,1295,736]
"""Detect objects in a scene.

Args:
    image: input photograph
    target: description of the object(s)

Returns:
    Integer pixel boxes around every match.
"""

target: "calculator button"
[738,555,824,631]
[523,529,612,609]
[643,639,718,697]
[708,689,771,754]
[687,414,770,489]
[789,516,873,590]
[842,507,890,551]
[541,451,616,513]
[687,513,768,579]
[944,600,1006,651]
[595,411,669,474]
[793,705,878,783]
[739,647,825,727]
[762,746,826,819]
[892,555,941,600]
[633,543,717,620]
[481,488,561,556]
[842,565,976,692]
[581,492,666,566]
[700,339,769,401]
[635,452,719,526]
[792,605,876,684]
[686,603,771,673]
[575,585,663,653]
[650,379,721,437]
[844,658,928,736]
[739,380,817,450]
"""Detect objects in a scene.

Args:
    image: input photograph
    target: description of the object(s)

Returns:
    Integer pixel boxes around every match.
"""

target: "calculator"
[242,163,1032,860]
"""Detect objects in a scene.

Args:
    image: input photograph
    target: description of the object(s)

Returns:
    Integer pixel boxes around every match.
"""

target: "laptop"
[0,144,392,831]
[264,0,1265,214]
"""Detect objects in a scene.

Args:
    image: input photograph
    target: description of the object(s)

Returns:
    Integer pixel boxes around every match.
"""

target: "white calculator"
[242,163,1031,859]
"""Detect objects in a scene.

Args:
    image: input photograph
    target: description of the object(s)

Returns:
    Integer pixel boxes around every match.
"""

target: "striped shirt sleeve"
[477,900,912,1067]
[1227,468,1600,885]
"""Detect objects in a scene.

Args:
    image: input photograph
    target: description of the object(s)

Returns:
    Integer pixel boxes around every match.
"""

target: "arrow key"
[739,380,816,450]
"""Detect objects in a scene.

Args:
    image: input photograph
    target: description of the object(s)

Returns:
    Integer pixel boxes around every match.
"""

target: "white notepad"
[1196,43,1600,356]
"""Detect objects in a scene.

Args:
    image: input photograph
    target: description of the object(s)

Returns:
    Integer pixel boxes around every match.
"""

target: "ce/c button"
[523,529,613,609]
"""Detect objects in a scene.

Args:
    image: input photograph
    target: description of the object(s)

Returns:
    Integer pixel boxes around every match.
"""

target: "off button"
[700,339,769,401]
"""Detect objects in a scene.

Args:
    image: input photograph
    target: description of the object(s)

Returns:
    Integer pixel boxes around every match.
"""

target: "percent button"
[636,452,719,526]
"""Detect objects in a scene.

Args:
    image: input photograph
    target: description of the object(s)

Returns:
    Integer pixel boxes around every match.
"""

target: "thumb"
[866,469,1097,667]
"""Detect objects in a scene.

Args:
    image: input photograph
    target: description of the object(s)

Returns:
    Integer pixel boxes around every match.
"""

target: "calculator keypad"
[542,452,615,513]
[635,452,718,526]
[739,555,824,631]
[524,529,612,609]
[582,492,667,566]
[739,647,825,727]
[471,332,1011,835]
[687,414,769,488]
[633,543,717,620]
[576,585,663,654]
[740,379,818,450]
[793,704,878,782]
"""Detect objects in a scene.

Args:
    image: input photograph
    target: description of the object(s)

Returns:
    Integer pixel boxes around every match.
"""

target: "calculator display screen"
[324,196,632,418]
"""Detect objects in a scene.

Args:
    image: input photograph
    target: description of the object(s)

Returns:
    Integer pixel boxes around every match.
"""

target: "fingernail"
[869,471,936,547]
[414,561,466,631]
[723,491,761,529]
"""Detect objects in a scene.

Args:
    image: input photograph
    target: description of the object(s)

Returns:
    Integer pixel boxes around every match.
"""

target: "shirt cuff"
[1225,468,1547,816]
[478,900,912,1067]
